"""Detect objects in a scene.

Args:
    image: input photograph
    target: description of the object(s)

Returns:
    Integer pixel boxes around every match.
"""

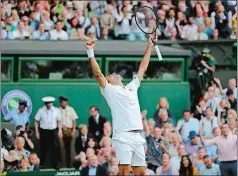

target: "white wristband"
[87,49,94,58]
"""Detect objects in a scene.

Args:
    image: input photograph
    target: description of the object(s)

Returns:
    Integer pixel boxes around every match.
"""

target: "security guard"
[34,96,62,170]
[58,96,78,168]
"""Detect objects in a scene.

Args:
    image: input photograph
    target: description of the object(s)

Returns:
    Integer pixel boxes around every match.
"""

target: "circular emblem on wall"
[1,90,32,116]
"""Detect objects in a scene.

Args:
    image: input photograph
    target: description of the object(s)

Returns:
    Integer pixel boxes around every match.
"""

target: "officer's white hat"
[42,96,56,103]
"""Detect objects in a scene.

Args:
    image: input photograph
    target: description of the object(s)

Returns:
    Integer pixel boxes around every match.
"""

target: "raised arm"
[86,40,106,88]
[137,38,153,82]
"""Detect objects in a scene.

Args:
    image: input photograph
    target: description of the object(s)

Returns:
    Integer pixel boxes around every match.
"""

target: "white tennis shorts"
[112,131,146,166]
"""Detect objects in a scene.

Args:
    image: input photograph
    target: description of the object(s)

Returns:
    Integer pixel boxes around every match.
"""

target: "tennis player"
[86,38,153,176]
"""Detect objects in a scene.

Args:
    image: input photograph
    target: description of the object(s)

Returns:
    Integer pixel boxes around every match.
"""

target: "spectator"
[190,24,208,41]
[200,123,237,176]
[75,124,90,155]
[29,153,40,171]
[5,17,17,33]
[29,10,39,32]
[14,137,30,160]
[65,1,75,20]
[21,16,33,36]
[156,152,178,175]
[19,158,29,172]
[216,99,229,122]
[153,97,173,119]
[15,125,34,151]
[226,89,237,110]
[176,110,200,143]
[222,78,237,99]
[178,1,192,19]
[41,10,54,31]
[67,16,80,38]
[85,16,100,40]
[4,100,30,129]
[33,2,42,22]
[194,8,205,26]
[205,86,221,113]
[49,20,68,40]
[9,21,30,40]
[168,132,182,158]
[166,27,177,40]
[87,28,97,41]
[100,6,114,33]
[1,0,15,17]
[57,8,71,31]
[204,17,213,38]
[50,0,64,19]
[102,121,112,138]
[227,109,237,124]
[157,9,166,39]
[1,20,8,40]
[10,9,20,28]
[89,1,108,17]
[205,78,223,98]
[184,131,203,156]
[212,28,220,40]
[192,147,206,171]
[81,155,106,176]
[85,137,98,152]
[146,127,169,172]
[194,98,206,121]
[32,22,49,40]
[16,0,30,20]
[199,155,221,175]
[75,8,90,29]
[88,106,107,143]
[70,27,89,40]
[175,11,187,37]
[181,17,198,40]
[169,144,186,173]
[3,150,19,172]
[155,109,174,128]
[58,96,78,168]
[100,27,112,40]
[200,107,219,139]
[179,155,199,176]
[34,96,62,170]
[116,5,130,40]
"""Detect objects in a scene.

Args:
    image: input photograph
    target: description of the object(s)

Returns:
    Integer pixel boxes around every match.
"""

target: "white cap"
[42,96,56,103]
[66,1,73,8]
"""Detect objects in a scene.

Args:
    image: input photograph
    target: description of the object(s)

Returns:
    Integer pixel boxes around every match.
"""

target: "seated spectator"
[99,136,112,149]
[70,27,89,40]
[194,98,206,121]
[176,110,200,143]
[100,6,114,33]
[16,0,30,19]
[192,147,206,171]
[3,150,19,172]
[200,155,221,175]
[67,16,80,38]
[9,21,30,40]
[76,8,90,29]
[216,99,229,123]
[57,8,71,31]
[81,155,106,176]
[204,17,213,38]
[212,28,220,40]
[205,86,221,113]
[185,131,203,156]
[179,155,199,176]
[1,147,9,161]
[21,16,33,36]
[157,9,166,39]
[85,137,98,152]
[194,8,205,26]
[102,121,112,138]
[190,24,208,41]
[10,9,20,29]
[170,144,186,173]
[227,109,237,124]
[222,78,237,99]
[181,17,198,40]
[28,153,40,171]
[205,78,223,98]
[19,158,29,172]
[146,128,169,173]
[85,16,100,40]
[226,89,237,110]
[168,132,182,158]
[155,109,174,128]
[166,27,177,40]
[147,118,155,136]
[200,107,219,139]
[87,28,98,41]
[5,17,17,33]
[49,20,68,40]
[14,137,30,160]
[153,97,173,119]
[115,6,130,40]
[1,20,8,40]
[15,125,34,151]
[32,22,49,40]
[65,1,75,19]
[29,10,39,32]
[41,10,54,31]
[156,152,179,175]
[175,11,187,37]
[75,124,91,155]
[100,27,112,40]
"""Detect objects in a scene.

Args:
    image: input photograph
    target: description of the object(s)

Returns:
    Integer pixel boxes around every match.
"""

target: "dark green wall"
[2,82,190,126]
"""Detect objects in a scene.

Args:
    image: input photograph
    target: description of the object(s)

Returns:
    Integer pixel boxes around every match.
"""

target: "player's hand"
[148,36,154,47]
[86,39,96,50]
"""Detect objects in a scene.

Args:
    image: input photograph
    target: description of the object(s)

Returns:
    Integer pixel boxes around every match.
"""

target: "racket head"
[135,6,158,36]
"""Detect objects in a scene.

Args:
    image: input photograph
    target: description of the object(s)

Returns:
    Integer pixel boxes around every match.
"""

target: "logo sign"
[1,90,32,116]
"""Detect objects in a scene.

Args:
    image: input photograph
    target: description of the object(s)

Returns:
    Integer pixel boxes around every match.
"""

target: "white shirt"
[200,116,218,139]
[94,114,99,124]
[59,106,78,128]
[35,106,61,130]
[1,148,8,161]
[170,155,181,173]
[205,97,221,112]
[176,118,200,141]
[101,75,143,133]
[50,29,69,40]
[116,15,130,35]
[10,30,29,39]
[222,87,237,99]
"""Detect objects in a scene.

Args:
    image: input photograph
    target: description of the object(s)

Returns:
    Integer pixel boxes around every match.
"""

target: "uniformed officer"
[34,96,62,170]
[4,99,30,129]
[58,96,78,168]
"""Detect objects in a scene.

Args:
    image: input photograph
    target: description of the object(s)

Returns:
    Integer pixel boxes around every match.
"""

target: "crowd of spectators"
[1,76,237,175]
[1,0,237,41]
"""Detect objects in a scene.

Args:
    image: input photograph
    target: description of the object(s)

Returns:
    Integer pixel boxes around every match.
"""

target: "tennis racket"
[135,6,163,61]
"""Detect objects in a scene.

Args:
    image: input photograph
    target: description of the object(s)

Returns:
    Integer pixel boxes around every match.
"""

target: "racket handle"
[154,45,163,61]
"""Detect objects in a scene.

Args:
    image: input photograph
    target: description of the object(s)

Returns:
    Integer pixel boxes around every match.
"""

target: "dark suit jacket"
[33,164,40,171]
[81,165,106,176]
[75,134,91,155]
[88,115,106,139]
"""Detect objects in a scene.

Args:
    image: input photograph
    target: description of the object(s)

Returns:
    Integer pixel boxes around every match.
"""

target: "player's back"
[101,76,143,133]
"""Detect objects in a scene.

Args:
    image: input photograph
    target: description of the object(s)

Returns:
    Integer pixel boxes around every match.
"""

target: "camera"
[158,139,162,143]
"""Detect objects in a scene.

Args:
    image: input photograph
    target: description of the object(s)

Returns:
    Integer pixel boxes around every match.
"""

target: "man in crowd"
[170,144,186,173]
[34,96,62,170]
[49,20,68,40]
[185,131,203,156]
[222,78,237,99]
[4,100,30,130]
[58,96,78,168]
[199,155,221,175]
[155,109,174,128]
[88,106,106,143]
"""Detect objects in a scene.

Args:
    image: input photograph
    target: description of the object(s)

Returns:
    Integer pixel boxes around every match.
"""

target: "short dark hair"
[89,105,99,112]
[206,107,212,111]
[203,155,210,159]
[226,89,234,96]
[183,109,191,114]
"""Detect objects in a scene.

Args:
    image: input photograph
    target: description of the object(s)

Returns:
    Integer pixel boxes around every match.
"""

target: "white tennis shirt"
[101,75,143,133]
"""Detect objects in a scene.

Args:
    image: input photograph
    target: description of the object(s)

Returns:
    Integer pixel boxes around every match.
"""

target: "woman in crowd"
[19,158,29,172]
[192,147,206,171]
[204,17,213,38]
[168,132,182,158]
[179,155,199,176]
[156,152,178,175]
[153,97,173,120]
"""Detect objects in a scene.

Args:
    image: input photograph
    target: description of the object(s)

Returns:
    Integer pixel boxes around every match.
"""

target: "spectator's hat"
[18,99,27,107]
[202,48,210,54]
[42,96,56,103]
[66,1,73,8]
[188,131,197,139]
[59,96,68,102]
[4,150,19,162]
